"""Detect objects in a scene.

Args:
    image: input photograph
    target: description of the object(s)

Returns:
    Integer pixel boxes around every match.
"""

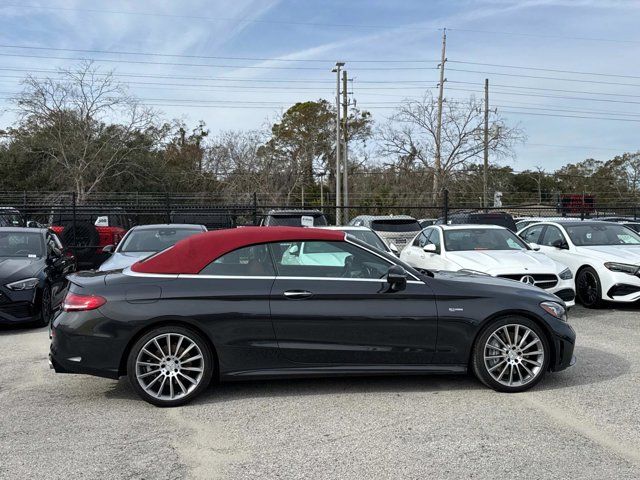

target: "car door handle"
[283,290,313,299]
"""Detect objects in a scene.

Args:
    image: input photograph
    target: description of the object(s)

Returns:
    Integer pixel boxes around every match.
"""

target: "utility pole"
[342,70,349,223]
[332,62,344,225]
[483,78,489,211]
[434,28,447,204]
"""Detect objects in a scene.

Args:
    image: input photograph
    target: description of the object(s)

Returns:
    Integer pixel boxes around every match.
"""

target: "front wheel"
[127,326,214,407]
[472,317,550,392]
[33,285,52,328]
[576,266,602,308]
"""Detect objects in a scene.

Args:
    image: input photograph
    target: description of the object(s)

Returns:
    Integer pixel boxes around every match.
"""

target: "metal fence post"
[443,189,449,223]
[252,192,258,225]
[165,193,171,224]
[71,191,77,256]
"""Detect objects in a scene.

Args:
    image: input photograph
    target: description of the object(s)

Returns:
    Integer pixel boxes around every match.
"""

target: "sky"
[0,0,639,171]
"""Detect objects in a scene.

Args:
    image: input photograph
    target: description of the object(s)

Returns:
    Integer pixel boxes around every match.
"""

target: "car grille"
[498,273,558,289]
[0,301,34,318]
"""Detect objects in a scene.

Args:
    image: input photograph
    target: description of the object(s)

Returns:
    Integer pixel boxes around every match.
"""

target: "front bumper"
[548,319,576,372]
[600,270,640,303]
[0,288,40,324]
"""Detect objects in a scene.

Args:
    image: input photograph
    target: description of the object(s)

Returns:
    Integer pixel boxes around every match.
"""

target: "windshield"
[344,230,388,251]
[444,228,528,252]
[565,224,640,246]
[0,231,43,257]
[371,219,421,232]
[118,228,202,253]
[0,213,22,227]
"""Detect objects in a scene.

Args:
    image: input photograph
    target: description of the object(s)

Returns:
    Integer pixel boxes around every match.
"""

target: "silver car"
[98,224,206,271]
[347,215,421,252]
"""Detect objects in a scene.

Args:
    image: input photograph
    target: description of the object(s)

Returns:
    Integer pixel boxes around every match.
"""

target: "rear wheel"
[127,326,214,407]
[576,266,602,308]
[472,317,550,392]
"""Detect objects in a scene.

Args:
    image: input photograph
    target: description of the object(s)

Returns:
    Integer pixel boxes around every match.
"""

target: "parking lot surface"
[1,305,639,480]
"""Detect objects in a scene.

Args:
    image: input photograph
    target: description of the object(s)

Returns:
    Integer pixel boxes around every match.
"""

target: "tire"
[60,221,100,263]
[576,266,602,308]
[33,285,52,328]
[472,316,550,393]
[127,325,214,407]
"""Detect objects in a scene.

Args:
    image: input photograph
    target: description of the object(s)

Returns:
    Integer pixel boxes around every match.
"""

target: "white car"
[99,224,206,271]
[401,225,575,306]
[320,226,399,256]
[518,220,640,307]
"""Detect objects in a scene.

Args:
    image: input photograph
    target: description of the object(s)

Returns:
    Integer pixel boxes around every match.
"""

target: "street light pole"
[332,62,344,225]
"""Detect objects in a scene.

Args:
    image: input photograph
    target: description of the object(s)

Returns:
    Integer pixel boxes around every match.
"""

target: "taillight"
[62,293,106,312]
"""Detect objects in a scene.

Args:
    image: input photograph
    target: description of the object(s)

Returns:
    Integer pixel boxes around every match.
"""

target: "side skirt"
[221,364,467,381]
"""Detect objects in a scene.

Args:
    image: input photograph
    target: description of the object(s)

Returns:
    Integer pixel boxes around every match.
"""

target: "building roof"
[130,226,344,274]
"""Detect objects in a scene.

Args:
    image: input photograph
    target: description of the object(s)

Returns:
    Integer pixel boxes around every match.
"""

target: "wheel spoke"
[522,358,542,367]
[178,343,196,360]
[153,338,166,357]
[156,376,167,398]
[489,333,509,350]
[517,330,530,348]
[166,334,172,356]
[508,365,514,385]
[522,339,540,351]
[178,372,198,385]
[502,326,513,346]
[169,376,175,399]
[522,350,544,356]
[488,359,507,372]
[175,375,188,395]
[137,361,160,368]
[142,348,162,362]
[181,366,203,372]
[137,369,161,379]
[182,354,203,364]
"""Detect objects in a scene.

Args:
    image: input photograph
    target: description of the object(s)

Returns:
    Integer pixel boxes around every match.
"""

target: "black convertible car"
[0,228,75,327]
[50,227,576,407]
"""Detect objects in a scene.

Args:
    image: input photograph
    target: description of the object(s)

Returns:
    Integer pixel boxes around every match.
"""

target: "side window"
[427,229,441,252]
[270,240,391,279]
[200,244,275,276]
[541,226,565,246]
[520,225,544,244]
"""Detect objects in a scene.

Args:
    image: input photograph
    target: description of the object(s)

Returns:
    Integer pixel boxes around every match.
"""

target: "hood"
[445,250,559,275]
[574,245,640,265]
[434,269,545,293]
[98,252,154,271]
[0,257,43,283]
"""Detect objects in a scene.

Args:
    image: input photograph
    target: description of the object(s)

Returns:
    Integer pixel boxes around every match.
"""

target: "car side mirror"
[386,265,407,292]
[529,242,541,251]
[423,244,438,253]
[389,243,399,256]
[288,244,300,256]
[102,244,115,254]
[551,239,569,250]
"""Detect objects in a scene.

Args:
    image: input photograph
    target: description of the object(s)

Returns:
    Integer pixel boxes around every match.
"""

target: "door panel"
[270,278,438,365]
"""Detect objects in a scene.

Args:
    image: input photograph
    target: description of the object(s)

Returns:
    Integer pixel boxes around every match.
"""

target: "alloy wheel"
[578,270,599,306]
[483,324,545,387]
[135,333,205,401]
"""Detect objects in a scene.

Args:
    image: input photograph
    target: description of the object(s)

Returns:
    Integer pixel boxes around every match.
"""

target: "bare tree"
[378,92,525,202]
[15,61,158,201]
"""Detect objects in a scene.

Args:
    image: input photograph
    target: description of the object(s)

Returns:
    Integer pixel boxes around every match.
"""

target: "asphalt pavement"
[1,305,639,479]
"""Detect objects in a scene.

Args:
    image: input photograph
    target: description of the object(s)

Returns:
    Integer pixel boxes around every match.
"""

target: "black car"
[50,227,576,407]
[0,228,75,327]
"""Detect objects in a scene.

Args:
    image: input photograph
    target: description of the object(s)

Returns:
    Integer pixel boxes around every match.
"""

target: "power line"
[447,68,640,88]
[0,52,438,71]
[446,28,640,45]
[449,60,640,80]
[0,43,435,64]
[447,80,640,99]
[499,110,640,123]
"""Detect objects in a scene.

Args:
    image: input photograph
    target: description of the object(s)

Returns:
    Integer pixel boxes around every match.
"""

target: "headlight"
[5,277,39,291]
[604,262,639,275]
[540,301,566,321]
[559,267,573,280]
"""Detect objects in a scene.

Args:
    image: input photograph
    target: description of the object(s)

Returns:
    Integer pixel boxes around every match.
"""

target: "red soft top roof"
[130,226,345,274]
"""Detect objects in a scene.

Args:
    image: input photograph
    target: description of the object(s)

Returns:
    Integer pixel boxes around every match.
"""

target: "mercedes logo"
[520,275,536,285]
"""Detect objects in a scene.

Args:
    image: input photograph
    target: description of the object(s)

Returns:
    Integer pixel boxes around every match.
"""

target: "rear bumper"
[49,312,125,379]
